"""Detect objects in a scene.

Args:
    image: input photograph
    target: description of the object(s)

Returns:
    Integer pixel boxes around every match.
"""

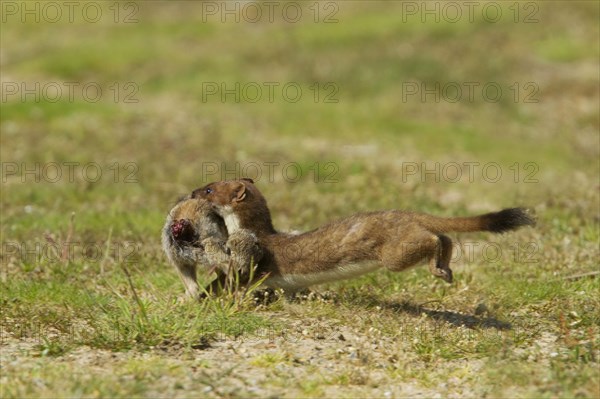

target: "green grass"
[1,1,599,397]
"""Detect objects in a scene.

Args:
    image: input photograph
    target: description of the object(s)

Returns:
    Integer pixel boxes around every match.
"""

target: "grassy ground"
[1,1,599,397]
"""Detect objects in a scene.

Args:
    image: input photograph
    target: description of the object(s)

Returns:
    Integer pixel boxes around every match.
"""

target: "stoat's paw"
[431,266,453,284]
[201,237,230,265]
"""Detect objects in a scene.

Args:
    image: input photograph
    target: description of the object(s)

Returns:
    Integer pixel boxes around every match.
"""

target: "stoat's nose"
[191,188,202,198]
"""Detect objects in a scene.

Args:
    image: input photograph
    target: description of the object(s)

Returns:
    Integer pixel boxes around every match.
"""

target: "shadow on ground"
[380,299,513,330]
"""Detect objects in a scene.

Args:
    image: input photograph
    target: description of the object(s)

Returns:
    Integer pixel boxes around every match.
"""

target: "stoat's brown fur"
[192,179,535,291]
[161,196,262,299]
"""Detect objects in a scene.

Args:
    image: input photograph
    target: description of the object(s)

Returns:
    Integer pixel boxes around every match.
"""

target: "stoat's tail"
[415,208,536,234]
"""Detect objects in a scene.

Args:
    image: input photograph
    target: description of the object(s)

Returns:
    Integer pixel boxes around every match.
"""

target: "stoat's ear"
[240,178,254,184]
[231,181,247,203]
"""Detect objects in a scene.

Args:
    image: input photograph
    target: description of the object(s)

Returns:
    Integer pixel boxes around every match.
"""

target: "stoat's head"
[192,178,255,206]
[191,178,276,235]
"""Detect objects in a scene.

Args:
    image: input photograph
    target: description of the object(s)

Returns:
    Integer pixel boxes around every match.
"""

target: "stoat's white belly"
[263,261,381,291]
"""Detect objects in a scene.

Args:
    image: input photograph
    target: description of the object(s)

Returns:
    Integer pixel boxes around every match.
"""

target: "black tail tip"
[488,207,536,233]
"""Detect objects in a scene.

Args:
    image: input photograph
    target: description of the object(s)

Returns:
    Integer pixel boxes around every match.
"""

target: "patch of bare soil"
[1,312,485,398]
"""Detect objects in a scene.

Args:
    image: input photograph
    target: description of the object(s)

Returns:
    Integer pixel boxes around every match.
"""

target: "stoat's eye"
[206,188,213,194]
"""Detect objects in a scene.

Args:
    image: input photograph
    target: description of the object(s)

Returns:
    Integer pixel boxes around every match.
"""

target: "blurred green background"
[2,1,598,236]
[2,1,599,301]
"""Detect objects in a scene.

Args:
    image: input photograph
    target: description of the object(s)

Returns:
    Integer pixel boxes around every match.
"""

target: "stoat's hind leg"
[428,234,453,283]
[380,225,453,283]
